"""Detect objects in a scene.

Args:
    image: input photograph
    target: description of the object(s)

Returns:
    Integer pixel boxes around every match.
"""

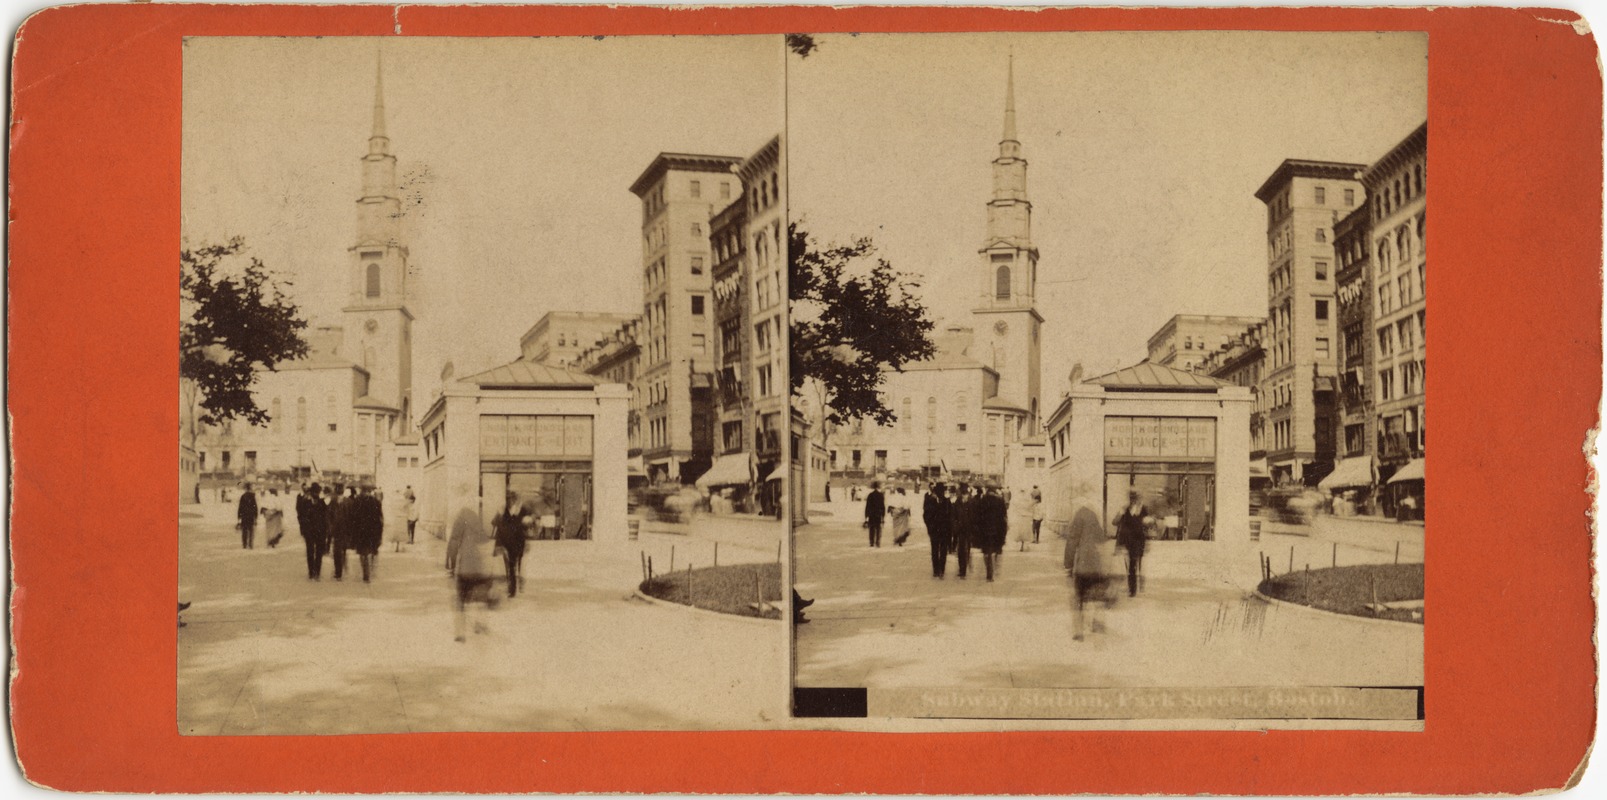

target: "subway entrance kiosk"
[419,360,629,544]
[1045,362,1252,544]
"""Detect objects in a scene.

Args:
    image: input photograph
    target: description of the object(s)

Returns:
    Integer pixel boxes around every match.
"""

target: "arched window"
[927,396,937,432]
[1397,228,1409,260]
[296,397,307,432]
[901,397,912,431]
[995,265,1011,300]
[366,263,381,298]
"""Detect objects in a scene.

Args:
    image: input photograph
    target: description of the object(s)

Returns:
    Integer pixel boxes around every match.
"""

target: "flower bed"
[640,561,783,620]
[1259,563,1424,624]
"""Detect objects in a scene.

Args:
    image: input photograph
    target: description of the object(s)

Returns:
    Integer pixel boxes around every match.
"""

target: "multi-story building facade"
[519,311,639,368]
[738,136,786,503]
[629,153,744,482]
[1333,203,1375,462]
[1148,314,1266,372]
[1360,123,1427,495]
[570,316,643,457]
[1197,320,1269,463]
[710,193,751,460]
[1254,160,1365,485]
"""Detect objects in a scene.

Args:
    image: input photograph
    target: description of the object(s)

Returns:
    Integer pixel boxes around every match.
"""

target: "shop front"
[418,360,629,544]
[1044,363,1252,545]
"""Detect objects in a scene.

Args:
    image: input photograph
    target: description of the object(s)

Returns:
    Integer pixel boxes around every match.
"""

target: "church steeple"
[370,55,388,148]
[1000,53,1019,157]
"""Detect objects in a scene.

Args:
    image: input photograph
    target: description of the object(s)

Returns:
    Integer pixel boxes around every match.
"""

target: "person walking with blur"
[494,493,529,598]
[1064,498,1109,641]
[236,483,258,549]
[1114,490,1151,597]
[863,481,886,548]
[403,487,419,544]
[446,503,495,642]
[262,488,285,548]
[923,483,952,578]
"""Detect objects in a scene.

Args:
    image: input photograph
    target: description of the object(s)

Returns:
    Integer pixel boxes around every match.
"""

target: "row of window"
[1377,359,1426,402]
[1376,312,1426,358]
[1374,161,1425,222]
[1378,263,1426,315]
[686,179,733,202]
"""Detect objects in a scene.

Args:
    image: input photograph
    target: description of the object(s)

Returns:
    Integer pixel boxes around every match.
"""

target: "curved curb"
[1252,588,1423,629]
[630,589,783,627]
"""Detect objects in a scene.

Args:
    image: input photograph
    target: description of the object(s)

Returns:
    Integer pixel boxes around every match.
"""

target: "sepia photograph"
[787,31,1428,725]
[178,36,789,733]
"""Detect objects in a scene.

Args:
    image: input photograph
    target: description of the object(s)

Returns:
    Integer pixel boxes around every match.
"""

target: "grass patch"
[1259,563,1424,624]
[640,561,783,620]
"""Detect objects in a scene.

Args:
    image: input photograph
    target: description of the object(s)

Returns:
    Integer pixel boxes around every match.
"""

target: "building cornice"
[629,152,744,197]
[1360,123,1428,188]
[1254,159,1367,202]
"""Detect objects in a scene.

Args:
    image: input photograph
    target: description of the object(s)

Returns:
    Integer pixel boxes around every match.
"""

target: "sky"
[183,36,783,398]
[788,31,1427,394]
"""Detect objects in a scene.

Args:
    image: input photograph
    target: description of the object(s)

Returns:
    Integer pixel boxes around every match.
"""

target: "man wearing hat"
[1113,489,1151,597]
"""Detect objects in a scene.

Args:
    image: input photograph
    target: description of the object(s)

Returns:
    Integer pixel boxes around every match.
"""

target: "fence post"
[647,555,653,580]
[1332,541,1337,569]
[1395,541,1401,564]
[670,545,675,573]
[715,541,719,569]
[687,564,693,606]
[1288,546,1295,574]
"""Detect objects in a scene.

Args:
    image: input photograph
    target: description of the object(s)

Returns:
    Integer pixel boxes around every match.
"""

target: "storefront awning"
[761,464,783,483]
[1249,458,1270,478]
[696,453,753,488]
[627,456,646,477]
[1319,456,1376,490]
[1388,458,1425,484]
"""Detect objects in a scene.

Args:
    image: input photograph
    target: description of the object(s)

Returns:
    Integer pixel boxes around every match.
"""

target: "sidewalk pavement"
[793,501,1423,691]
[178,502,787,734]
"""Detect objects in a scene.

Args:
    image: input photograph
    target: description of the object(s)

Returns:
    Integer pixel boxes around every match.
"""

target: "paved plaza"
[178,501,787,734]
[794,498,1423,690]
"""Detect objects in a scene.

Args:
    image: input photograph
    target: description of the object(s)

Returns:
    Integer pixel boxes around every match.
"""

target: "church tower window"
[366,263,381,298]
[995,264,1011,300]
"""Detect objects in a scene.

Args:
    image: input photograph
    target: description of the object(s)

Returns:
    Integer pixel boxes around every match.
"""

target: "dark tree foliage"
[785,34,818,58]
[180,238,310,427]
[789,223,936,427]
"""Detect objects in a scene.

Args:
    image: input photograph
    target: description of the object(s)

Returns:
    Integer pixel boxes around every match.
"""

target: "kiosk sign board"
[481,415,594,459]
[1105,416,1215,461]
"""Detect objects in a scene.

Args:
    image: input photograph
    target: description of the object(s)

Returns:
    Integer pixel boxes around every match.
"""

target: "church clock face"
[994,320,1009,336]
[365,318,379,333]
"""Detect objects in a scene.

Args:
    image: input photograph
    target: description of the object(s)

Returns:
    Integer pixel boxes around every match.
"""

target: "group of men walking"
[277,482,388,583]
[907,482,1012,581]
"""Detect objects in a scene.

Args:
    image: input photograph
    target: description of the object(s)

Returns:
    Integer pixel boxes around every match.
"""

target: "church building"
[195,61,421,488]
[828,57,1047,491]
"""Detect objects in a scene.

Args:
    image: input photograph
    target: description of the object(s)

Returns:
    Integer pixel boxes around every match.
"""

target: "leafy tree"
[789,222,936,428]
[180,238,310,427]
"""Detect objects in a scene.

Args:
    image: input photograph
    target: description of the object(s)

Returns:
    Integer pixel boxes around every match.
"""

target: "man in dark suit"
[951,484,974,579]
[355,486,384,583]
[236,483,258,549]
[863,481,886,548]
[979,487,1009,581]
[296,483,328,580]
[328,484,353,581]
[923,483,952,578]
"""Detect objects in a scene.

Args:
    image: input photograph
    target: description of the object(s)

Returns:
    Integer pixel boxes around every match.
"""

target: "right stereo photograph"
[786,31,1427,729]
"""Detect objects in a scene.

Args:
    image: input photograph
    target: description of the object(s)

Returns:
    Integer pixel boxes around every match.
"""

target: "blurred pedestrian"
[236,483,258,549]
[493,493,528,598]
[923,483,952,578]
[445,504,495,642]
[263,488,285,548]
[355,486,384,583]
[1114,490,1150,597]
[863,481,886,548]
[296,482,328,580]
[1064,498,1109,641]
[403,486,419,544]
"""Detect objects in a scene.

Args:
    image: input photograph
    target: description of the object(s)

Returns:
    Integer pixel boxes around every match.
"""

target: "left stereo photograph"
[178,36,790,734]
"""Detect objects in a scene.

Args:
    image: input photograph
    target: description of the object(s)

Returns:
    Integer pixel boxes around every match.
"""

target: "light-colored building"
[1253,159,1365,485]
[1360,122,1426,513]
[1044,362,1252,544]
[193,63,418,490]
[572,317,643,459]
[417,361,629,543]
[1148,314,1266,372]
[519,311,639,368]
[1197,320,1270,478]
[629,153,744,482]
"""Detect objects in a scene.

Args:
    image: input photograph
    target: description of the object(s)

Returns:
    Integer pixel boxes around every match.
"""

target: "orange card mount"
[9,4,1599,794]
